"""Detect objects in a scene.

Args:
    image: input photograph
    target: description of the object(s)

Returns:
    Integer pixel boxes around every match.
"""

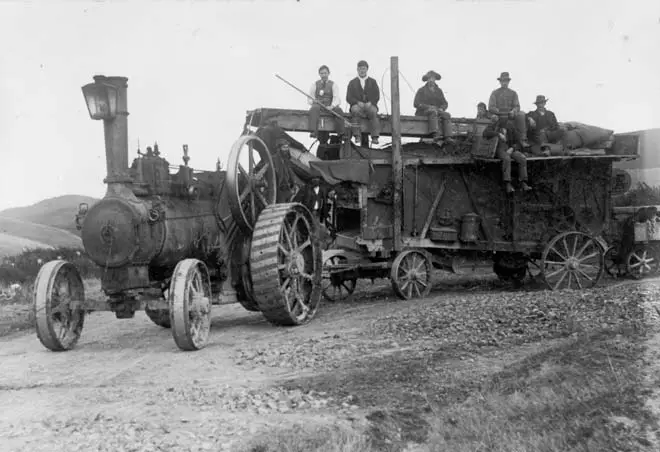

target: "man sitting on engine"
[308,65,346,145]
[483,115,531,194]
[488,72,530,148]
[526,95,564,153]
[413,70,455,145]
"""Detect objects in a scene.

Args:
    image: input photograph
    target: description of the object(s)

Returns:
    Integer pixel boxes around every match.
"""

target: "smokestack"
[96,75,130,185]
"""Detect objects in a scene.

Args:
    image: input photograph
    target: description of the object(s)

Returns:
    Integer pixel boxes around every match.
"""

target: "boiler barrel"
[82,195,221,269]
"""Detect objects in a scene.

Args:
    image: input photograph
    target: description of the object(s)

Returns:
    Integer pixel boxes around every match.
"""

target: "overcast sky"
[0,0,658,211]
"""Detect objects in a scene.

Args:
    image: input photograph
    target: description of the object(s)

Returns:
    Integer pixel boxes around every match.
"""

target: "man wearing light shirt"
[308,65,346,145]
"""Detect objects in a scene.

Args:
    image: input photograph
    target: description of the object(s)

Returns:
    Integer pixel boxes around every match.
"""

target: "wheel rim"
[35,261,85,351]
[322,255,357,302]
[187,268,211,348]
[169,259,212,351]
[391,250,432,299]
[541,231,604,290]
[226,135,277,233]
[278,208,318,322]
[626,247,658,279]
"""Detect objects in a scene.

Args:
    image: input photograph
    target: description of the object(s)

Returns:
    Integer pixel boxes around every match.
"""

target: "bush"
[0,247,102,285]
[613,182,660,207]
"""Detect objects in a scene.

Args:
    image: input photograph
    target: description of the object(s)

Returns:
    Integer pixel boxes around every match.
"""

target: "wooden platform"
[245,107,483,138]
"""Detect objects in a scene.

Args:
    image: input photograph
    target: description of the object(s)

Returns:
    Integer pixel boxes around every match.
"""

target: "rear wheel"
[390,249,433,300]
[625,246,658,279]
[249,203,323,325]
[322,253,357,302]
[541,231,604,290]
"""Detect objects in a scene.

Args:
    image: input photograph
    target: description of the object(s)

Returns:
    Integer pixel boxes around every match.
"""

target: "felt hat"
[422,70,442,82]
[357,60,369,69]
[497,71,511,81]
[533,95,549,105]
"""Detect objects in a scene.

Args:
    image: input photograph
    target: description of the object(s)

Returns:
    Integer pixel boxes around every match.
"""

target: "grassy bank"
[244,282,659,452]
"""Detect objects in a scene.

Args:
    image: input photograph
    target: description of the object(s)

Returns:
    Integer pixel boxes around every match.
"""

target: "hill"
[0,195,99,235]
[0,217,82,258]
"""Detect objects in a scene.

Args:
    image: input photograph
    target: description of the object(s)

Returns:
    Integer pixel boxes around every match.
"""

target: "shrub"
[613,182,660,207]
[0,247,102,285]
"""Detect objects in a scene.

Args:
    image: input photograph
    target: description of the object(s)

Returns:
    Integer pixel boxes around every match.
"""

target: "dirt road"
[0,280,424,452]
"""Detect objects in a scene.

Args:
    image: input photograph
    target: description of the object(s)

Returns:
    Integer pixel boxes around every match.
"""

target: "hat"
[422,70,441,82]
[357,60,369,69]
[533,95,549,105]
[497,71,511,81]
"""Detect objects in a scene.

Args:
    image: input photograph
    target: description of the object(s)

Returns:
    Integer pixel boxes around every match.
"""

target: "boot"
[505,182,515,194]
[520,181,532,191]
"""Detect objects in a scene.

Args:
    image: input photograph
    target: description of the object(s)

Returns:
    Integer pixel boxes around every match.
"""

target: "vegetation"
[0,247,101,285]
[613,183,660,207]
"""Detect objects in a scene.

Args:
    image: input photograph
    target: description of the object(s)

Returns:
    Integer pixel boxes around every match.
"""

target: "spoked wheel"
[541,231,604,290]
[168,259,212,351]
[322,253,357,302]
[250,203,323,325]
[604,245,626,279]
[625,246,659,280]
[34,260,86,351]
[226,135,277,234]
[390,249,433,300]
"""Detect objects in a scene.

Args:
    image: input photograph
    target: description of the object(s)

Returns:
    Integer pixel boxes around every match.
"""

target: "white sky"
[0,0,659,210]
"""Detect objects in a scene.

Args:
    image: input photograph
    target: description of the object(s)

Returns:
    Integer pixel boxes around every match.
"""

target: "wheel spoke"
[549,245,568,261]
[254,189,268,208]
[578,251,600,263]
[254,162,270,180]
[238,164,249,179]
[576,268,594,282]
[575,239,593,259]
[296,238,311,253]
[551,270,568,290]
[562,237,571,258]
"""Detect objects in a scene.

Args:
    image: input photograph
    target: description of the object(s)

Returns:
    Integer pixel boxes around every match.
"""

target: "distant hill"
[0,195,99,235]
[0,217,82,257]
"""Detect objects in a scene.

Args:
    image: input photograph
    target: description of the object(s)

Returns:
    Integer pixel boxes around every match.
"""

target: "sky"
[0,0,659,211]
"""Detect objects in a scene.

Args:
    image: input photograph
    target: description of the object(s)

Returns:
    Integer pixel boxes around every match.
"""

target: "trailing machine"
[34,75,323,352]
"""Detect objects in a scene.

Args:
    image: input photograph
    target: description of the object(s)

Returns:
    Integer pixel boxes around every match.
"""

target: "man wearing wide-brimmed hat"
[413,70,455,145]
[488,72,529,148]
[526,95,563,149]
[346,60,381,145]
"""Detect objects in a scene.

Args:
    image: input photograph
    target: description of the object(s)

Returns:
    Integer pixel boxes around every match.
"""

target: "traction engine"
[33,75,322,352]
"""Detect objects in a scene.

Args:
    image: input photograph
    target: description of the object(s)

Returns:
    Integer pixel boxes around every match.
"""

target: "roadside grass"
[262,282,658,452]
[0,278,102,337]
[238,423,372,452]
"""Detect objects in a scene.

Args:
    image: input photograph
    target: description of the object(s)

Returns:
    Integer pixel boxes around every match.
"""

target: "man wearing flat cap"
[346,60,381,145]
[413,70,455,144]
[488,72,530,148]
[526,95,563,152]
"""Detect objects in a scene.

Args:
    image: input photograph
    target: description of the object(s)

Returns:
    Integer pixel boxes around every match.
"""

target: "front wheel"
[390,249,433,300]
[168,259,213,351]
[34,260,86,351]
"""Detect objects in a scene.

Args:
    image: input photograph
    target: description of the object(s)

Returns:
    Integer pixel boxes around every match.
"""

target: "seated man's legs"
[331,106,346,137]
[364,104,380,141]
[514,111,529,146]
[309,104,322,138]
[349,104,363,140]
[439,111,453,141]
[511,150,531,190]
[418,107,439,138]
[495,144,513,190]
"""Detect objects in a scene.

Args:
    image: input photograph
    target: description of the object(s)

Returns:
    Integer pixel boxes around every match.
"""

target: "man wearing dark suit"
[346,60,381,145]
[483,115,531,194]
[526,95,564,148]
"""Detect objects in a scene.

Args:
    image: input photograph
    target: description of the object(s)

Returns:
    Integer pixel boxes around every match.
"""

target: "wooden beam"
[420,179,447,239]
[391,56,403,252]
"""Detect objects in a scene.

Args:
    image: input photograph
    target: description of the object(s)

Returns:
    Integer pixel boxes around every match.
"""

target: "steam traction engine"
[33,75,322,352]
